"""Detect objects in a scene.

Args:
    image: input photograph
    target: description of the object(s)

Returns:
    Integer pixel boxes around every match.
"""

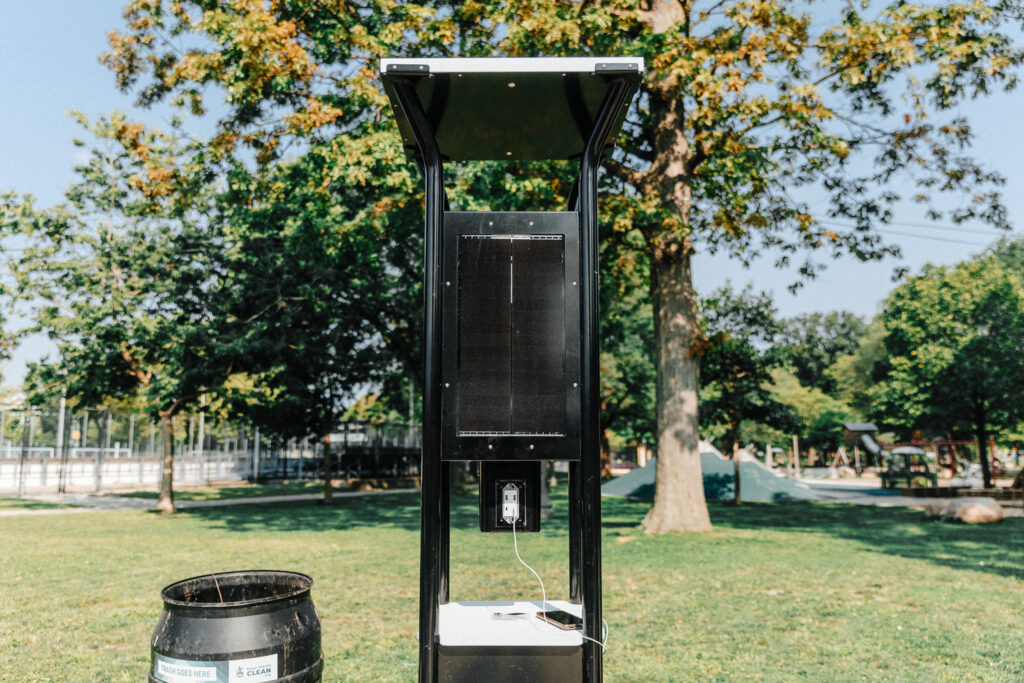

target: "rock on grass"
[924,497,1004,524]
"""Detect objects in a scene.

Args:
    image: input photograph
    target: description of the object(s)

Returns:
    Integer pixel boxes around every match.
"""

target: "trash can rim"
[160,569,313,609]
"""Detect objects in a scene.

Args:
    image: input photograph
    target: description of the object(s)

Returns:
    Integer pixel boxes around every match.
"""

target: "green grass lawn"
[1,490,1021,682]
[0,497,75,510]
[117,480,326,501]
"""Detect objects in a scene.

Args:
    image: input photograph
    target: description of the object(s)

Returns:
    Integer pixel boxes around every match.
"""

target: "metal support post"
[254,427,261,481]
[394,76,444,683]
[128,414,135,457]
[578,76,633,683]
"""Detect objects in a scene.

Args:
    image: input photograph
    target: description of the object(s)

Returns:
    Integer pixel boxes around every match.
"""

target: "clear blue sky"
[1,2,1022,386]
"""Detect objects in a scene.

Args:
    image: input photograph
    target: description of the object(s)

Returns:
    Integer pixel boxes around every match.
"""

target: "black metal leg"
[568,460,582,603]
[578,77,634,683]
[394,78,445,683]
[439,461,451,603]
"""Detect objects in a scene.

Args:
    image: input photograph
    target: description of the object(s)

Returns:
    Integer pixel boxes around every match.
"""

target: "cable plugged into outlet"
[501,482,520,525]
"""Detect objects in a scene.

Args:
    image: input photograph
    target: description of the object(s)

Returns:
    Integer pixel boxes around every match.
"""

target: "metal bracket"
[387,63,431,74]
[595,62,640,74]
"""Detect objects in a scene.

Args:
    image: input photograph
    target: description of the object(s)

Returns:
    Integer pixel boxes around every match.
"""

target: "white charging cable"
[512,517,548,614]
[511,519,609,653]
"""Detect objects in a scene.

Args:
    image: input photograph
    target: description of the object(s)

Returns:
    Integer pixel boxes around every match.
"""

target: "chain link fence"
[0,402,420,496]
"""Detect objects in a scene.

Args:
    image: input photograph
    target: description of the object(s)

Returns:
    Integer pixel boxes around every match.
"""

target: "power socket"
[501,482,521,525]
[479,461,540,533]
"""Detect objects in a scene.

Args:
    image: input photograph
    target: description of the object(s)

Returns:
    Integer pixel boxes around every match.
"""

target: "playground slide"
[601,450,817,502]
[858,433,883,457]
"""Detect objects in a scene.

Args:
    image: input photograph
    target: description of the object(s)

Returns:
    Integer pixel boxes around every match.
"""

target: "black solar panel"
[457,237,512,433]
[456,235,566,436]
[511,238,565,433]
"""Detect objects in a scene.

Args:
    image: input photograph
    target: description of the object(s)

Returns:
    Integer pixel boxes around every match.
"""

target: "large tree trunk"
[641,243,712,533]
[600,427,613,479]
[733,438,741,507]
[974,403,993,489]
[156,413,176,515]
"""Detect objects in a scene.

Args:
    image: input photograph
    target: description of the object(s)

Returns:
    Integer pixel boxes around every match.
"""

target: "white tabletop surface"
[438,600,584,647]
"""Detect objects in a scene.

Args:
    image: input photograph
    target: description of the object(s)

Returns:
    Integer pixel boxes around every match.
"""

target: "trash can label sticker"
[228,654,278,682]
[154,654,277,683]
[153,655,218,682]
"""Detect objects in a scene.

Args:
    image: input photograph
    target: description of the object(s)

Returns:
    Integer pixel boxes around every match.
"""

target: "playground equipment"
[843,422,880,470]
[381,56,643,682]
[879,446,938,489]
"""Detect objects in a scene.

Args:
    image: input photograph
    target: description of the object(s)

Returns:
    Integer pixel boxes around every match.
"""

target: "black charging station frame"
[380,56,642,683]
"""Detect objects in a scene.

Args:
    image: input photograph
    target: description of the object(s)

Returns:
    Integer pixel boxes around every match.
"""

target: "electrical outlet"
[479,462,540,533]
[501,482,520,525]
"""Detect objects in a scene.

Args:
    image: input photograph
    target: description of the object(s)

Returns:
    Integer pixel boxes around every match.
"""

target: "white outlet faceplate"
[501,483,520,524]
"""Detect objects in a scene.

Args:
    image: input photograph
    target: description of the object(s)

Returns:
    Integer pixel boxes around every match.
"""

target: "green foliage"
[699,284,798,450]
[1,114,222,419]
[989,235,1024,285]
[826,319,888,418]
[872,257,1024,486]
[770,368,858,452]
[778,311,867,393]
[496,0,1020,257]
[211,144,419,440]
[83,0,1024,528]
[600,240,655,446]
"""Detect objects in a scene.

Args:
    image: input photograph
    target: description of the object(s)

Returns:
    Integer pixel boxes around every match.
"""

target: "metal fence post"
[254,427,261,481]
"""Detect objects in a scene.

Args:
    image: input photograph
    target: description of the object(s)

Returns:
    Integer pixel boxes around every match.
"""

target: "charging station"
[380,56,643,683]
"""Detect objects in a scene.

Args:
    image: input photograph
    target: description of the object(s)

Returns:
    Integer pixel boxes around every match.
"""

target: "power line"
[815,219,988,246]
[874,228,987,247]
[811,213,1010,237]
[814,218,995,246]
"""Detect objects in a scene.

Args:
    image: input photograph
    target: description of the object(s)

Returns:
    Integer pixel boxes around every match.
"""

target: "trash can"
[151,570,323,682]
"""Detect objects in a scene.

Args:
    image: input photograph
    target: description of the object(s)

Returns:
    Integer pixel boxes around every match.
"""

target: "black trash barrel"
[151,570,323,683]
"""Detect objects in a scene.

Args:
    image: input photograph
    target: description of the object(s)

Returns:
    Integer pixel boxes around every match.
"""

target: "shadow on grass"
[124,481,324,501]
[709,500,1024,581]
[172,487,1022,581]
[176,485,594,536]
[0,497,74,511]
[172,491,426,532]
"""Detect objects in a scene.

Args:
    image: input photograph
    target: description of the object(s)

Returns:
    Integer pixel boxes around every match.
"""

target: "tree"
[496,0,1020,532]
[826,319,887,418]
[779,312,867,393]
[770,368,856,453]
[212,148,409,502]
[989,235,1024,285]
[600,243,656,468]
[103,0,1022,532]
[699,284,798,501]
[1,114,222,513]
[872,257,1024,488]
[699,284,796,455]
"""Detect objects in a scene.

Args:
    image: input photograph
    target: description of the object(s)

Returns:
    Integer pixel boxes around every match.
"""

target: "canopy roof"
[380,57,644,162]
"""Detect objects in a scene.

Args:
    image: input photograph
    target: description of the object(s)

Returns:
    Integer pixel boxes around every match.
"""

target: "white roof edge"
[380,56,644,75]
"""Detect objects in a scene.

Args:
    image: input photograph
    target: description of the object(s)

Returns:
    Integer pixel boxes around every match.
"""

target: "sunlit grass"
[1,489,1021,681]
